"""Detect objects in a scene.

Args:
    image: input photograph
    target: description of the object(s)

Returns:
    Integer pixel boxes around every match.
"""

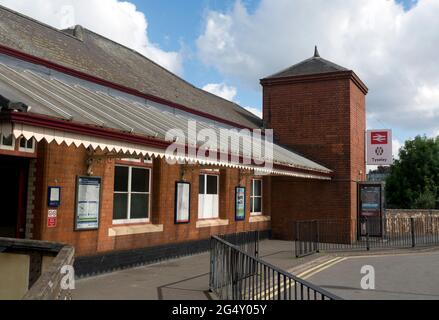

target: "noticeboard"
[174,181,191,224]
[74,176,101,231]
[47,186,61,207]
[360,185,382,217]
[358,182,385,237]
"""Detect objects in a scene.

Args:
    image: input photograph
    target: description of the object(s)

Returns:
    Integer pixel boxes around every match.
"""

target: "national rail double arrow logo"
[371,132,388,144]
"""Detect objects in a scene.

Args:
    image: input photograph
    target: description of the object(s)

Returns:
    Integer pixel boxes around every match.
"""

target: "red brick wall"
[263,75,366,241]
[31,142,270,256]
[350,81,367,220]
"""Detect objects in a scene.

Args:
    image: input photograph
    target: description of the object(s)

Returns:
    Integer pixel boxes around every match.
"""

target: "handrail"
[210,234,341,300]
[217,230,259,257]
[0,237,64,253]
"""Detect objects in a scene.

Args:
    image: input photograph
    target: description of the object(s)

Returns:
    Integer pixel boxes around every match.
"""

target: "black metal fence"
[210,232,340,300]
[220,230,260,257]
[296,216,439,257]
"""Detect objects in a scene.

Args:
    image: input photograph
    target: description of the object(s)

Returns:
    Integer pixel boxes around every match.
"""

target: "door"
[198,174,219,219]
[0,156,28,238]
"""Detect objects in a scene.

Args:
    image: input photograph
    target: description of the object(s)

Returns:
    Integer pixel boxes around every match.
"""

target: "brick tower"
[261,47,368,241]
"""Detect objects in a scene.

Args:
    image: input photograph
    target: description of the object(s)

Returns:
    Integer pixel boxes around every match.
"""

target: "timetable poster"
[75,176,101,230]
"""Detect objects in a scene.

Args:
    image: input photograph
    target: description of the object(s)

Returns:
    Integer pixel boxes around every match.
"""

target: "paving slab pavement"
[73,240,316,300]
[74,252,211,300]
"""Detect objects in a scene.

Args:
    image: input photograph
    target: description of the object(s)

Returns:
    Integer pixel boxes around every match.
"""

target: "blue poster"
[235,187,246,221]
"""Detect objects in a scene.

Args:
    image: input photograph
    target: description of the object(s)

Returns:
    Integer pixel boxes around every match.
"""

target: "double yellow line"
[296,256,347,280]
[249,256,346,300]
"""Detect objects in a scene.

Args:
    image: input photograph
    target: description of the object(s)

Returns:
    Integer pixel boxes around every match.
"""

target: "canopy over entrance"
[0,57,332,180]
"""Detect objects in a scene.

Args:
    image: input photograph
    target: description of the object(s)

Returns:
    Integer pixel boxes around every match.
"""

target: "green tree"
[385,136,439,209]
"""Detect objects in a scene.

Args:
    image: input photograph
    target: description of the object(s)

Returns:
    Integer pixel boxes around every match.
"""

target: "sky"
[0,0,435,159]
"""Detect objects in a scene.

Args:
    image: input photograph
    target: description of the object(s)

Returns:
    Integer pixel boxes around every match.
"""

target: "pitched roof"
[264,46,349,79]
[0,60,332,177]
[0,5,262,129]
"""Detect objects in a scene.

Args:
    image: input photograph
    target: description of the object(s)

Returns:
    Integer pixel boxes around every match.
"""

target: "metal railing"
[219,230,260,257]
[209,233,340,300]
[296,216,439,257]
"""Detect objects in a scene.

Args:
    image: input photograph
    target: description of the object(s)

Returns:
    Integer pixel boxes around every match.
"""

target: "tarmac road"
[305,251,439,300]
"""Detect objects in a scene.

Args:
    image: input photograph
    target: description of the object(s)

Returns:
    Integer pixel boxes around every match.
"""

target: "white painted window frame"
[18,137,35,153]
[113,165,151,225]
[250,179,263,216]
[0,133,15,151]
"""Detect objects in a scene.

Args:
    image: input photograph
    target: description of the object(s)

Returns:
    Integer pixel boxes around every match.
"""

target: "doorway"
[0,156,28,238]
[198,174,219,219]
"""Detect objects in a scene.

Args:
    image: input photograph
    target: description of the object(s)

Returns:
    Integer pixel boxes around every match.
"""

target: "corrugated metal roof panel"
[0,60,332,175]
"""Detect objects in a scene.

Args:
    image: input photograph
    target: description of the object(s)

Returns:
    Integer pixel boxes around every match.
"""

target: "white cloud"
[202,83,237,101]
[0,0,183,74]
[244,106,262,119]
[197,0,439,135]
[202,82,262,118]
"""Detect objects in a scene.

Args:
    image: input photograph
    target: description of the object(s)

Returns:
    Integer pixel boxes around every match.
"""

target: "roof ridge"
[0,4,262,127]
[264,56,315,79]
[0,5,82,42]
[262,49,350,80]
[316,56,349,71]
[68,27,261,122]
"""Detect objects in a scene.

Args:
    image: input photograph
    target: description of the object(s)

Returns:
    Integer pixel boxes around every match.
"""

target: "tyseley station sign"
[366,129,393,165]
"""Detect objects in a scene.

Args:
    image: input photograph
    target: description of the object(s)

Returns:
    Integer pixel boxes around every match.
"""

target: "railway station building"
[0,6,367,273]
